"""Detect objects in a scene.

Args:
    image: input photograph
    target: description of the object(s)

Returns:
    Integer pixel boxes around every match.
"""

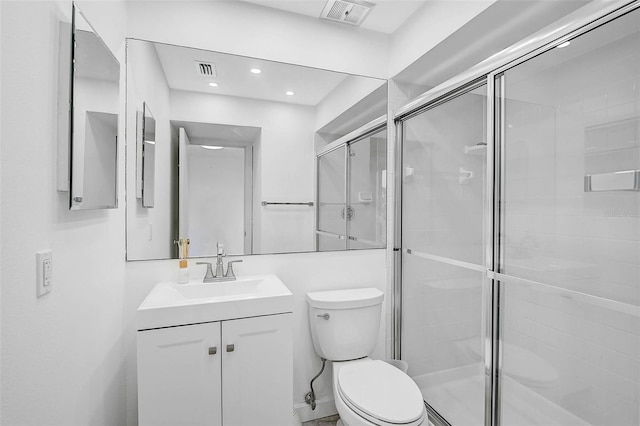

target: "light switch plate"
[36,250,53,297]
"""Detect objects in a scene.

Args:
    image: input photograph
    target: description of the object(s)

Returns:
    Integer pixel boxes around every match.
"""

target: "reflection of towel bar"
[584,170,640,192]
[261,201,314,206]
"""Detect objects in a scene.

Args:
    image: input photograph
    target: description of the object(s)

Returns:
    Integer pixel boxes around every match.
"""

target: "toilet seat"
[337,360,426,426]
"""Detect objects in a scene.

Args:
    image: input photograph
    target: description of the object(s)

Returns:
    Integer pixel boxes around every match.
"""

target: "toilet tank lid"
[307,288,384,309]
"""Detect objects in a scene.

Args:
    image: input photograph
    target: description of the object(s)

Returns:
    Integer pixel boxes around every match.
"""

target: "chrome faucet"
[214,242,226,277]
[196,242,243,283]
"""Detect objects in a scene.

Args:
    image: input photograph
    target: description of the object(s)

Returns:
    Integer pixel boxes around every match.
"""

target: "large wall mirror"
[69,4,120,210]
[125,39,387,260]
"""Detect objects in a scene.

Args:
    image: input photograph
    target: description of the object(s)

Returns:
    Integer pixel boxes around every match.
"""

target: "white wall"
[170,90,317,254]
[126,40,174,260]
[1,1,128,425]
[388,0,496,78]
[126,0,390,79]
[315,76,387,132]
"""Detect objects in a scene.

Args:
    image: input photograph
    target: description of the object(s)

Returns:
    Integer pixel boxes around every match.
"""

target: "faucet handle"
[225,260,243,278]
[196,262,215,280]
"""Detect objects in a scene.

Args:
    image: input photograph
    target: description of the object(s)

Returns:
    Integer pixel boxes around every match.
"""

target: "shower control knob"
[317,313,330,320]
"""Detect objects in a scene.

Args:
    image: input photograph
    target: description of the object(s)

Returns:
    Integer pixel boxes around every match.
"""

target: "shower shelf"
[584,169,640,192]
[464,143,487,155]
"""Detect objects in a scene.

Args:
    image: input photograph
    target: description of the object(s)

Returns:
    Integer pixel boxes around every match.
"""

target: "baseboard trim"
[294,396,338,423]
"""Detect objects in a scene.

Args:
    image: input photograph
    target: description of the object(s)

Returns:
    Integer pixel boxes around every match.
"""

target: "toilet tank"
[307,288,383,361]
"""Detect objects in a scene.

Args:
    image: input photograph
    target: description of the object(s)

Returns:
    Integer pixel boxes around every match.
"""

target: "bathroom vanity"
[136,275,293,426]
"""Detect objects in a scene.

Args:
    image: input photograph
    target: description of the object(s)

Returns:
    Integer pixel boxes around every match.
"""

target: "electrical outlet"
[36,250,53,297]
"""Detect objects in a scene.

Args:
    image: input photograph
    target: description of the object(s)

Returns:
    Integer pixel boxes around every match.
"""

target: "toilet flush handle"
[317,313,330,320]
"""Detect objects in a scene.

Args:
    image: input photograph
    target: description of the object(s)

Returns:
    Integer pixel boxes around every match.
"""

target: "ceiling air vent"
[320,0,375,26]
[194,61,217,77]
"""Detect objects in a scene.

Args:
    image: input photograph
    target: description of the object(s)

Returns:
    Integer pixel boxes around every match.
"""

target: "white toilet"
[307,288,428,426]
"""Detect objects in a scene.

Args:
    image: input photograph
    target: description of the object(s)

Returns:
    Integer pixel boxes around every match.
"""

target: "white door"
[186,145,246,256]
[222,314,292,426]
[137,322,222,426]
[178,127,190,240]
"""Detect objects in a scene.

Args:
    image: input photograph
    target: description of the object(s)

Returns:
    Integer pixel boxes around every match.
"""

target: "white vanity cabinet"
[137,313,292,426]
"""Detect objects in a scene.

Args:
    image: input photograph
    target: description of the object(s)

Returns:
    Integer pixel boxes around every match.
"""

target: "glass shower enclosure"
[396,2,640,425]
[316,119,387,251]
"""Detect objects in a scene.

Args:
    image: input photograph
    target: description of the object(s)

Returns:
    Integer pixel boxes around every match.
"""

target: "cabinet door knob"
[226,344,235,352]
[208,346,217,355]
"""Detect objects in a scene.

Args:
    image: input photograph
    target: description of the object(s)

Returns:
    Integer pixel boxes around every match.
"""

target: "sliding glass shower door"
[400,83,488,425]
[398,3,640,426]
[348,127,387,249]
[496,6,640,425]
[316,123,387,251]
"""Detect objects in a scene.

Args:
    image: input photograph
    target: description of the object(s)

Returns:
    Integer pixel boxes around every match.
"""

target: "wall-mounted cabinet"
[137,313,292,426]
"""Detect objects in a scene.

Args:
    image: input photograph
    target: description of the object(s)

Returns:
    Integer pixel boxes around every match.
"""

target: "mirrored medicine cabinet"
[64,3,120,211]
[125,39,388,261]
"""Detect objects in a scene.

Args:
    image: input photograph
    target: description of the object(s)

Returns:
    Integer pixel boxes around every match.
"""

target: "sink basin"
[176,278,268,300]
[137,274,293,330]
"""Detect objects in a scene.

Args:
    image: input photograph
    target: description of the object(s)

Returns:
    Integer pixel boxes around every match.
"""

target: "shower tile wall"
[500,11,640,425]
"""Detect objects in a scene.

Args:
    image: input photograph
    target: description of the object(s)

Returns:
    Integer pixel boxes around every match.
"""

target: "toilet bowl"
[307,288,428,426]
[333,358,427,426]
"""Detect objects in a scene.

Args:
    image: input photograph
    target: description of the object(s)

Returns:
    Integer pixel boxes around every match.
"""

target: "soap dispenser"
[176,238,190,284]
[178,259,189,284]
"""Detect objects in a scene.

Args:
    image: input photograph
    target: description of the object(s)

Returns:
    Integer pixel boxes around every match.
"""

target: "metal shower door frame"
[393,77,494,426]
[391,2,640,426]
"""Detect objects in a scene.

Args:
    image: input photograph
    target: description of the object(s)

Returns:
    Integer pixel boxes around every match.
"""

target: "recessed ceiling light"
[556,41,571,49]
[208,82,219,87]
[285,91,295,96]
[250,68,262,74]
[201,145,223,150]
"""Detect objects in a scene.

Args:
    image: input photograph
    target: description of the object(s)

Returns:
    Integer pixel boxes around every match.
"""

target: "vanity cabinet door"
[222,313,292,426]
[137,322,222,426]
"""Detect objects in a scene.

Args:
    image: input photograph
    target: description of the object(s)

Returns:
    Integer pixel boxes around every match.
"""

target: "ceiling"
[154,42,366,106]
[75,30,119,82]
[241,0,427,34]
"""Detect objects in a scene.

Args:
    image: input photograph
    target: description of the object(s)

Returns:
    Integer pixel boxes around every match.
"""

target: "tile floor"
[301,412,436,426]
[301,414,340,426]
